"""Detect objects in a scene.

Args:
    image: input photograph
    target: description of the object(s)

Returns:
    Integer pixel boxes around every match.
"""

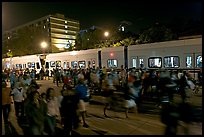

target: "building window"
[44,25,46,29]
[148,57,162,68]
[65,25,68,28]
[164,56,180,68]
[65,30,68,33]
[65,21,67,23]
[107,59,118,68]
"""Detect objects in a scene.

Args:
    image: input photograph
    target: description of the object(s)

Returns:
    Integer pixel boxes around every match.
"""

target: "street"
[3,78,202,135]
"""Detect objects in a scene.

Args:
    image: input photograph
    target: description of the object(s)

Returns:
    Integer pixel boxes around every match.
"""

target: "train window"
[186,56,192,68]
[88,61,91,66]
[31,62,35,68]
[50,61,56,67]
[36,62,40,69]
[78,61,86,69]
[19,64,22,69]
[164,56,179,68]
[148,57,162,68]
[107,59,118,68]
[139,58,144,68]
[63,62,69,69]
[132,58,136,68]
[92,60,95,67]
[16,64,19,68]
[27,62,32,68]
[71,61,78,69]
[56,61,61,67]
[196,55,202,68]
[45,62,49,68]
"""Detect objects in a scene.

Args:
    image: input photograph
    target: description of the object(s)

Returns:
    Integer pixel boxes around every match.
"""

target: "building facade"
[2,13,80,57]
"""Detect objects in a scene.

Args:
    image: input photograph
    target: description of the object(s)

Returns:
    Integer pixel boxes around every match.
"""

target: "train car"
[2,36,202,79]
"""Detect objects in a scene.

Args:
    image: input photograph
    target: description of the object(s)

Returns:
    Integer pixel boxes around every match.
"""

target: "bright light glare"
[41,41,47,48]
[104,31,109,37]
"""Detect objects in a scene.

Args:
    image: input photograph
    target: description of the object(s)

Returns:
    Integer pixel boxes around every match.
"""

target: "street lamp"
[41,41,47,54]
[41,41,47,49]
[104,31,109,37]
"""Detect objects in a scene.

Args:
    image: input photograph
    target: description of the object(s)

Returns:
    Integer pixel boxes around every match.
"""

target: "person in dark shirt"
[61,85,80,135]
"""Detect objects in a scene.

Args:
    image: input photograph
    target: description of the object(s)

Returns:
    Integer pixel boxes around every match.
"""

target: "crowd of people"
[2,65,202,135]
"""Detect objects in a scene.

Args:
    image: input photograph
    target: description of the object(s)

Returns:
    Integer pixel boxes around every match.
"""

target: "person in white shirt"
[10,82,26,118]
[45,88,60,135]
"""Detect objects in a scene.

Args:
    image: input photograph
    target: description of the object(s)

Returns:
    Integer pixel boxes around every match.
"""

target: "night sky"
[2,1,202,33]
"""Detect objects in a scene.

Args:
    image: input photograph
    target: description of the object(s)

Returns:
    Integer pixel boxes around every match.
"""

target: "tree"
[138,23,175,44]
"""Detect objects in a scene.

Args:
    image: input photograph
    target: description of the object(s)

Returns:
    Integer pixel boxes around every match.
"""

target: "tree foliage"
[138,23,175,44]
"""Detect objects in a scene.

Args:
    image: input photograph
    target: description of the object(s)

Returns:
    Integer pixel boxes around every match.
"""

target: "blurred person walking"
[45,88,60,135]
[25,91,47,135]
[2,81,12,124]
[61,85,80,135]
[75,75,90,128]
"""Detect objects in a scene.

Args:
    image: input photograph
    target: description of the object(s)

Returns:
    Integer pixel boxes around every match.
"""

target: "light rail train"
[2,36,202,79]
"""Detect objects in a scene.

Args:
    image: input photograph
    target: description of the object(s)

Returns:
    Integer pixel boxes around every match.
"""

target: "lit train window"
[196,55,202,68]
[78,61,86,69]
[107,59,118,68]
[31,62,35,68]
[164,56,179,68]
[27,62,32,68]
[148,57,162,68]
[63,62,69,69]
[92,60,95,67]
[132,58,136,68]
[19,64,22,69]
[71,61,78,69]
[139,58,144,68]
[186,56,192,68]
[50,61,56,67]
[16,64,19,68]
[56,61,61,67]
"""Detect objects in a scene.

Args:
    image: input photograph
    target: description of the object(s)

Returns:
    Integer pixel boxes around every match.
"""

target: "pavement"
[2,79,202,135]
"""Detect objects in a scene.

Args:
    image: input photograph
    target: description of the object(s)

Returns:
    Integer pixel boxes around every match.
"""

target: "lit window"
[71,61,78,69]
[148,57,162,68]
[197,55,202,68]
[47,19,49,22]
[107,59,118,68]
[132,58,136,68]
[139,58,144,68]
[65,25,68,28]
[186,56,192,68]
[164,56,179,68]
[122,26,125,31]
[78,61,86,69]
[44,25,46,29]
[65,21,67,23]
[65,30,68,33]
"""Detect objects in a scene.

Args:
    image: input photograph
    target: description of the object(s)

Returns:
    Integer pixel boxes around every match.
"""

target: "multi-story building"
[2,13,80,57]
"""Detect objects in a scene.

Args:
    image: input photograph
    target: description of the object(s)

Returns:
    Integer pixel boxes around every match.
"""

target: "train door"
[130,56,145,69]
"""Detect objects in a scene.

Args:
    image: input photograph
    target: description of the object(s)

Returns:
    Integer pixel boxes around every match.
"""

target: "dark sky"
[2,1,202,33]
